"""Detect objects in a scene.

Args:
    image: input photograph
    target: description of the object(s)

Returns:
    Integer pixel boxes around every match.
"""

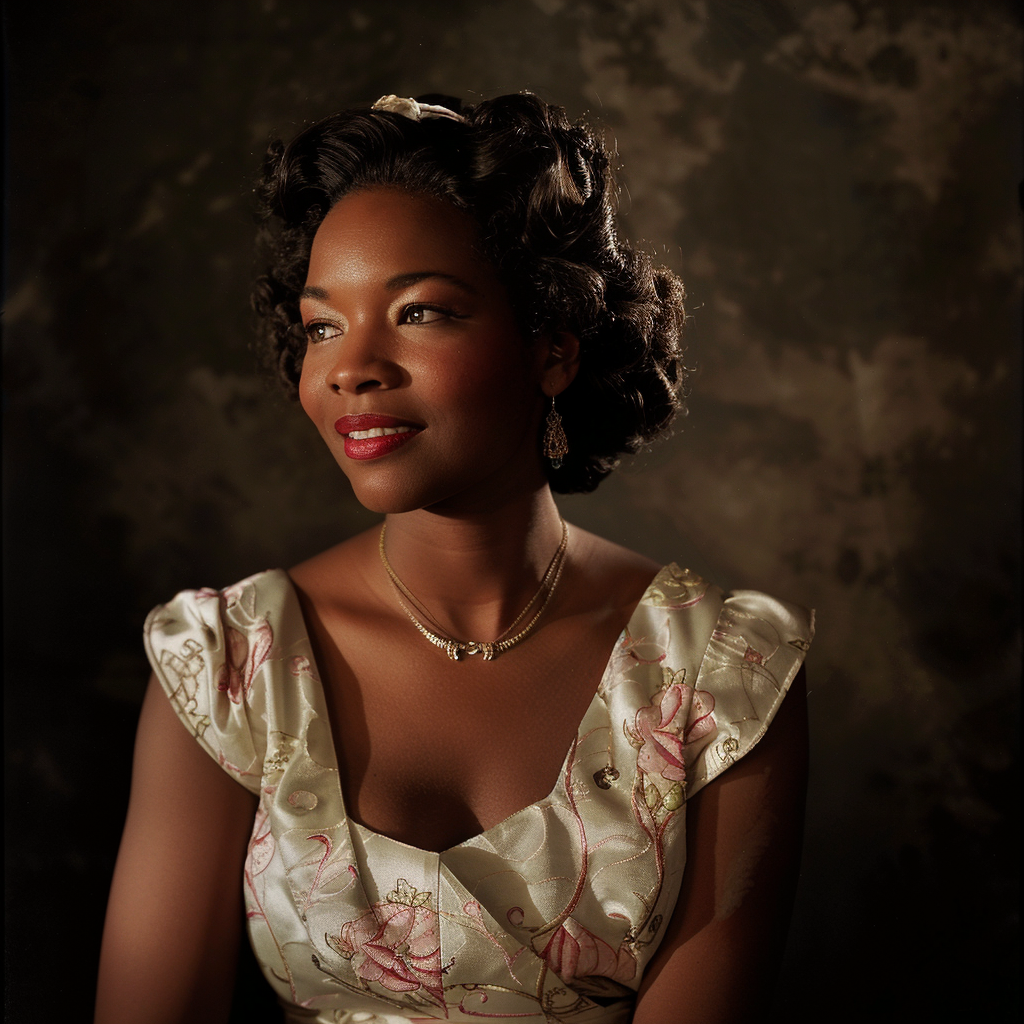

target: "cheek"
[444,338,535,406]
[440,369,519,426]
[297,362,320,423]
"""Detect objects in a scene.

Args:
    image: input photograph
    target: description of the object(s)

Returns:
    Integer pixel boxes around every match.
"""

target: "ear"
[538,330,581,398]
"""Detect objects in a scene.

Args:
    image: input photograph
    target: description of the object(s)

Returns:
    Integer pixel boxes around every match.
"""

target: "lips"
[334,414,422,461]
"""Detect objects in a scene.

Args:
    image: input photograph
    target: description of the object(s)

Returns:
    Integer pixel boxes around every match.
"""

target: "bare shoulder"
[567,524,663,607]
[569,524,662,572]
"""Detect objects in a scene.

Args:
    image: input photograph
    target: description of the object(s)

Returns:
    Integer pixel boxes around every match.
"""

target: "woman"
[96,93,813,1024]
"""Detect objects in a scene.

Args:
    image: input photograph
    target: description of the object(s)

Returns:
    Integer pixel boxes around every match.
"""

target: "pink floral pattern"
[744,645,765,664]
[608,618,671,674]
[329,880,444,1009]
[626,672,717,787]
[632,684,689,783]
[541,917,637,984]
[215,617,273,703]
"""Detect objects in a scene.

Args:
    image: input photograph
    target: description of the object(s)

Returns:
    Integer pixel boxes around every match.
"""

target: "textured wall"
[4,1,1020,1020]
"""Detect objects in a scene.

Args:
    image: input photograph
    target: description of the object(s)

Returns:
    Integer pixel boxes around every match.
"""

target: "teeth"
[348,426,415,440]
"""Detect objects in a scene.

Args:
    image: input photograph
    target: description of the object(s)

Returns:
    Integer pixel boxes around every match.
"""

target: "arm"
[632,666,809,1024]
[95,675,259,1024]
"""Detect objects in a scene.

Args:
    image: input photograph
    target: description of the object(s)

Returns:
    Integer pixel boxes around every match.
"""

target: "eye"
[304,321,342,344]
[401,304,450,325]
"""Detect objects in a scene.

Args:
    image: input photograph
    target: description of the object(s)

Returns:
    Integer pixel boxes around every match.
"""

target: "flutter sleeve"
[682,588,815,801]
[143,575,275,795]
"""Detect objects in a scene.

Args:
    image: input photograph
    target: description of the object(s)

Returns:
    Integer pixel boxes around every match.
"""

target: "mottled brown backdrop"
[4,1,1020,1020]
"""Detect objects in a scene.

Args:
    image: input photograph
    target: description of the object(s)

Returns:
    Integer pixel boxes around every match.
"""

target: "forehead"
[306,187,486,285]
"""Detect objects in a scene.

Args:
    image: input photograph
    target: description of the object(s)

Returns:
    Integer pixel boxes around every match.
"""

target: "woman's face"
[298,187,549,514]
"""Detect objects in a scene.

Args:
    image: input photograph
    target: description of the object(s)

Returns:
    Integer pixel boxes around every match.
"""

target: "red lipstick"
[334,414,422,461]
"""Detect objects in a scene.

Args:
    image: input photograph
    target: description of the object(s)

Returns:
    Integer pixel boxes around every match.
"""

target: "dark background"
[4,1,1020,1021]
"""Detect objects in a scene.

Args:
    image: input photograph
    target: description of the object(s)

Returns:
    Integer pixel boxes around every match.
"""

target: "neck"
[379,486,567,641]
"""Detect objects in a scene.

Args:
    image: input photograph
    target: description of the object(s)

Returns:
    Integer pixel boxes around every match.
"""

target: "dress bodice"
[144,564,813,1022]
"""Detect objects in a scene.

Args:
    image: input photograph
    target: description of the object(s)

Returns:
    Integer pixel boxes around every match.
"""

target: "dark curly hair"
[252,92,687,494]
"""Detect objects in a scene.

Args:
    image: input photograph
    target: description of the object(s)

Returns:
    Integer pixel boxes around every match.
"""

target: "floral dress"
[144,564,813,1023]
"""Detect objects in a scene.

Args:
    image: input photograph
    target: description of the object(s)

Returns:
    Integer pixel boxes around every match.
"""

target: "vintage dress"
[144,563,814,1023]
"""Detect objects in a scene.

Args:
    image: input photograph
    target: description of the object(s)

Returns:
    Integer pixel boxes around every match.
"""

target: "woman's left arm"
[632,666,809,1024]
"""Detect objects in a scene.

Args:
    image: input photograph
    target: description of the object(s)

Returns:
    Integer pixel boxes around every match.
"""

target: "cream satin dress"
[145,564,813,1023]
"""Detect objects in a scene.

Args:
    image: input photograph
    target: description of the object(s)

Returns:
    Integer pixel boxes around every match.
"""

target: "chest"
[304,605,627,851]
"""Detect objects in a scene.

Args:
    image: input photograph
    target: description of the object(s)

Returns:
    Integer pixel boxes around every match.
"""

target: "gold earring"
[543,397,569,469]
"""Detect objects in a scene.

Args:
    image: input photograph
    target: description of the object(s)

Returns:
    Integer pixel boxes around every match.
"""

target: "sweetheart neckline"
[277,563,679,856]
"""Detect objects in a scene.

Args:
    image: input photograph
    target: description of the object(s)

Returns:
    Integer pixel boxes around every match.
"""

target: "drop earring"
[543,397,569,469]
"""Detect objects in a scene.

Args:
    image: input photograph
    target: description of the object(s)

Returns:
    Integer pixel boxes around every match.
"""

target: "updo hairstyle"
[252,93,687,494]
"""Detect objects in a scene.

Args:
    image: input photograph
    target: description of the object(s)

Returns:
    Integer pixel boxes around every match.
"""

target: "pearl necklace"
[378,520,569,661]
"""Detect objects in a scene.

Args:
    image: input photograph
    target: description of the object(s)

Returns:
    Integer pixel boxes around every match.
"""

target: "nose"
[325,323,403,395]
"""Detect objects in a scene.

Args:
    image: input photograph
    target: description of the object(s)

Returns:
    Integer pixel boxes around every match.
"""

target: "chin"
[350,491,425,516]
[347,465,541,517]
[329,428,546,515]
[344,471,453,516]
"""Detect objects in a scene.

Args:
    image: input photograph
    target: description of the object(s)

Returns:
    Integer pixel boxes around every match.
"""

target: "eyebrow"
[386,271,479,295]
[299,272,478,302]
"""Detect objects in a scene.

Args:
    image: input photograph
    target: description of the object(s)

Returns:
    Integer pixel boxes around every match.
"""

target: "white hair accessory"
[371,94,466,123]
